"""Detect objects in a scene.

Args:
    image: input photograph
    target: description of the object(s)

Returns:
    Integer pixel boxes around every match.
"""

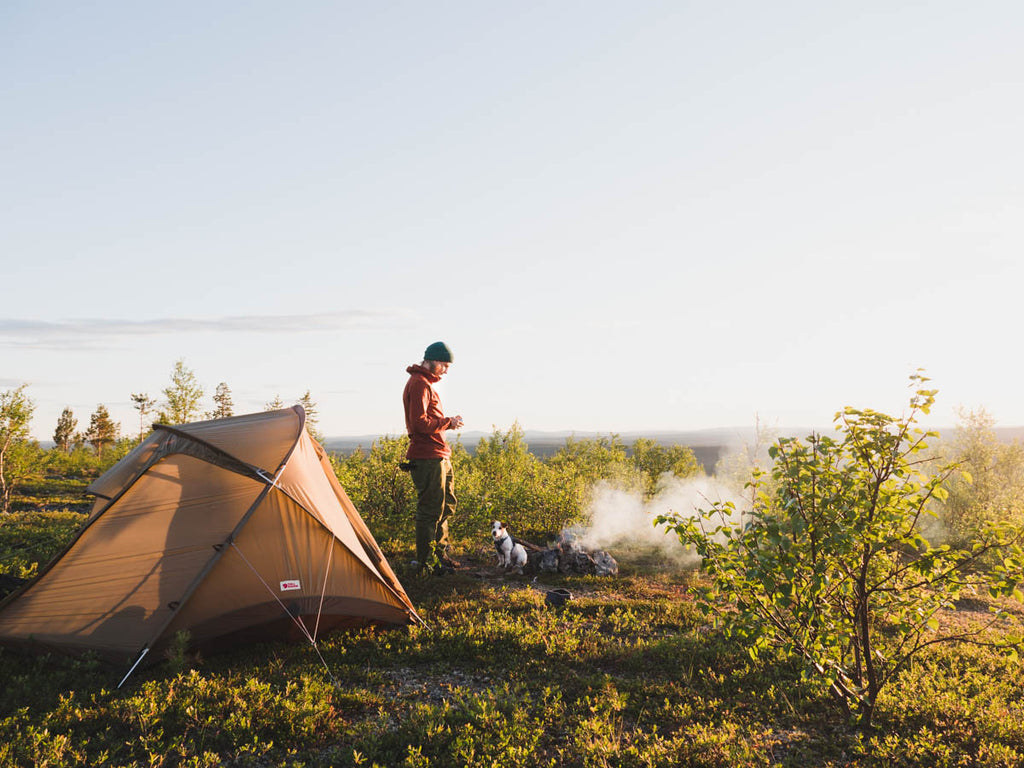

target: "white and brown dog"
[491,520,527,568]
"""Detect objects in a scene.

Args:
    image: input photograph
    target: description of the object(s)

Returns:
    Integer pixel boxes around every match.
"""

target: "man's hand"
[449,415,464,430]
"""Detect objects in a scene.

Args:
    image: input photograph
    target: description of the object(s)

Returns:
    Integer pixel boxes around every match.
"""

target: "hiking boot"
[438,553,462,570]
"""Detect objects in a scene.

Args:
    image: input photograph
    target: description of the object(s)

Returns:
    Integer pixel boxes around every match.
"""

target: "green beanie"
[424,341,454,363]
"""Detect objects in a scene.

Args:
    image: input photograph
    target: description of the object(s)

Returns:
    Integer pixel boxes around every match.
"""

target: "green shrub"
[327,426,691,548]
[454,424,570,540]
[331,435,417,542]
[658,374,1024,729]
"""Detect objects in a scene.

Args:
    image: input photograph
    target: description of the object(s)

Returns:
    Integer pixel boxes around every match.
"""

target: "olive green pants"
[408,457,457,566]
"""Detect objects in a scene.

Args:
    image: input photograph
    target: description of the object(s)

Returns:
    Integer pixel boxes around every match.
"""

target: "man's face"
[426,360,451,376]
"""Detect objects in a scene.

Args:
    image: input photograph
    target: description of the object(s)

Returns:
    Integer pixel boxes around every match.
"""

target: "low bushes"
[332,425,702,546]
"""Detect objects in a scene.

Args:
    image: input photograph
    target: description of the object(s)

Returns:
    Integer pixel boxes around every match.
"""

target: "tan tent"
[0,407,422,679]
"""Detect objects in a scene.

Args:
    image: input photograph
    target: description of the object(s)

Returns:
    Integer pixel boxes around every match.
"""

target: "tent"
[0,407,422,680]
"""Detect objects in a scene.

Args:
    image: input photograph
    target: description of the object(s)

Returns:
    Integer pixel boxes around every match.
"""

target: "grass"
[3,479,1024,765]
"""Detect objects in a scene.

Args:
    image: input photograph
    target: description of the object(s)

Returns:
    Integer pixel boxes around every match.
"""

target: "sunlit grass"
[3,458,1024,766]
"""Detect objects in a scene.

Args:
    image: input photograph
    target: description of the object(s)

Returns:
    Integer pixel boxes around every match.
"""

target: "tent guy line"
[228,539,341,690]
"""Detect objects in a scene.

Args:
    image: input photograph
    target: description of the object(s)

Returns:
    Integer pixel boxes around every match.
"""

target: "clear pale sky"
[3,2,1022,441]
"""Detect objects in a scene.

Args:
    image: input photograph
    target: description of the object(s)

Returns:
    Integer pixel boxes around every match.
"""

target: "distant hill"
[324,428,748,452]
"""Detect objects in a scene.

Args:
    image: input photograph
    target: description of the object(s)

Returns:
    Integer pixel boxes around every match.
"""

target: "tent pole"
[122,460,293,683]
[117,647,150,689]
[313,536,334,641]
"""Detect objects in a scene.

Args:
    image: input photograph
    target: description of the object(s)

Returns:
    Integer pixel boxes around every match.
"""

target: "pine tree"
[86,404,119,457]
[53,407,77,452]
[159,360,204,425]
[297,390,324,443]
[265,394,285,411]
[207,382,235,419]
[131,392,157,437]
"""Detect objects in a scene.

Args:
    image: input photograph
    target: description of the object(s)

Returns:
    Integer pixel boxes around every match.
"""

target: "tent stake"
[117,647,149,689]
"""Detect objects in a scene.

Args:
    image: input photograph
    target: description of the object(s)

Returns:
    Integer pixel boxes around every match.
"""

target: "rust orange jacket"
[403,364,453,459]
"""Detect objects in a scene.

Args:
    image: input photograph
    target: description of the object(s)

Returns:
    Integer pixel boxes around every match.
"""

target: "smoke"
[574,475,749,567]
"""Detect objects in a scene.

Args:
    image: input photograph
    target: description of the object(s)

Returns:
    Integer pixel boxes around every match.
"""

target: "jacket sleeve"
[406,379,452,434]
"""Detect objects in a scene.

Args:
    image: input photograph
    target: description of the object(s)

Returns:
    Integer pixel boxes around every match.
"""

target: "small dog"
[491,521,527,568]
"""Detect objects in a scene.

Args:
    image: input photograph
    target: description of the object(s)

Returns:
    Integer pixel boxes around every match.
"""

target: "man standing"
[403,341,464,573]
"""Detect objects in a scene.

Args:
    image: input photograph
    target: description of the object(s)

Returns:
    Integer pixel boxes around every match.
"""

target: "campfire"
[522,530,618,577]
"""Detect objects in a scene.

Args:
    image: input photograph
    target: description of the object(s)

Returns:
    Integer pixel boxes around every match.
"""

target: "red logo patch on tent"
[279,580,301,592]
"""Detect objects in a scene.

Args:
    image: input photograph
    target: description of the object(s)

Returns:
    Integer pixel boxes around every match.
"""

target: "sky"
[3,1,1023,442]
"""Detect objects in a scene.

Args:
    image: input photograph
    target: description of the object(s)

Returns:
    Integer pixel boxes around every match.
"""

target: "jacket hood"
[406,364,441,383]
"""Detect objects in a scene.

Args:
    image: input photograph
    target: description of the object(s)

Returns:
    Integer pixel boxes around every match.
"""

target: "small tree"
[265,394,285,411]
[714,415,778,498]
[657,374,1024,728]
[159,360,204,425]
[297,390,323,443]
[53,407,77,452]
[86,404,120,458]
[463,423,542,531]
[0,385,36,513]
[131,392,157,437]
[207,382,235,420]
[630,437,702,497]
[941,406,1024,544]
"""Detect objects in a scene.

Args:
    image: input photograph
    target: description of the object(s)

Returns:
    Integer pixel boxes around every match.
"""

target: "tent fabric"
[0,407,422,666]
